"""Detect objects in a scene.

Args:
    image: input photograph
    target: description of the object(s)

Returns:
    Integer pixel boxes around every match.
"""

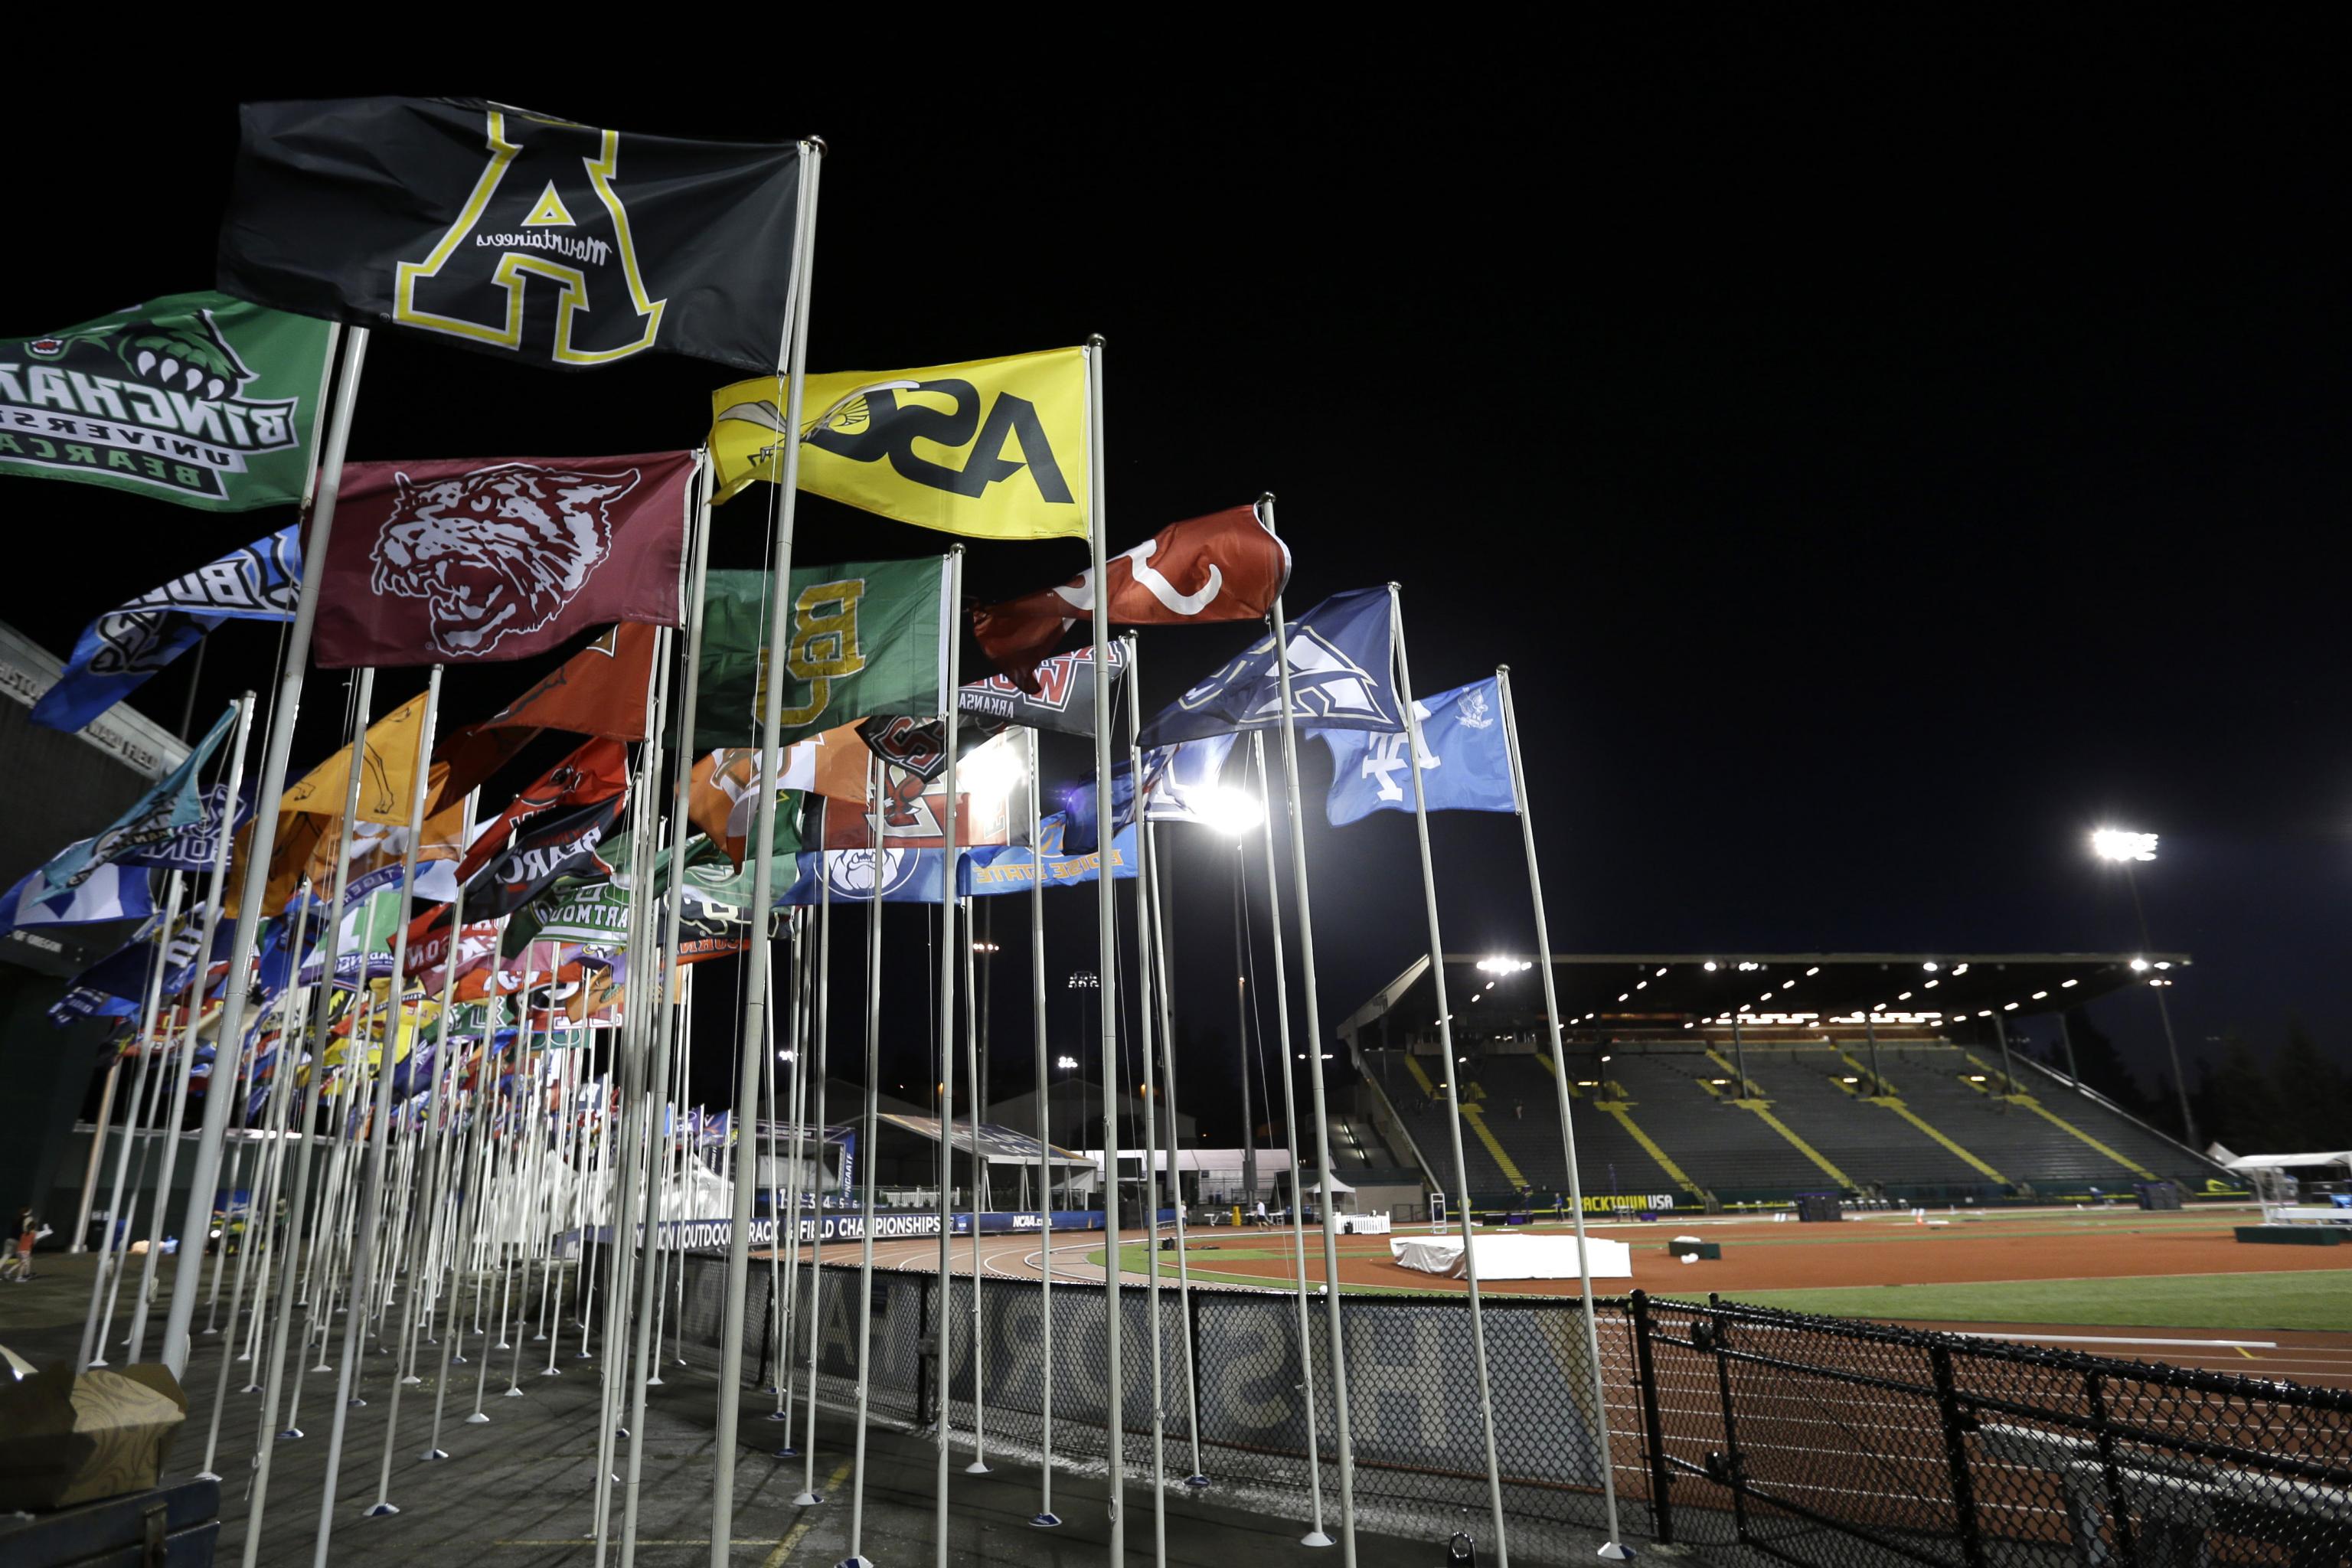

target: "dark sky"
[11,20,2348,1127]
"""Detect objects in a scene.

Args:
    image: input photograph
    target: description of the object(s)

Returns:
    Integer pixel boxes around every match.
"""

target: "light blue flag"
[1315,677,1517,827]
[31,526,300,732]
[41,703,238,893]
[961,818,1140,897]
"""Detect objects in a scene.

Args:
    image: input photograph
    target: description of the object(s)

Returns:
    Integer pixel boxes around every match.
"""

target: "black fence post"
[1628,1292,1674,1544]
[2083,1368,2136,1563]
[1929,1345,1987,1568]
[1704,1296,1750,1545]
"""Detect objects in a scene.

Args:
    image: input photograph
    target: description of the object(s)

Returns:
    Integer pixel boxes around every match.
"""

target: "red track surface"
[796,1208,2352,1389]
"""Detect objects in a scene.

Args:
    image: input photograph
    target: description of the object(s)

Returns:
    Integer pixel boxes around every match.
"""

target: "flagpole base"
[1302,1530,1335,1547]
[420,1449,449,1462]
[792,1491,822,1508]
[1184,1474,1210,1489]
[503,1387,525,1398]
[241,1383,263,1394]
[835,1557,874,1568]
[1031,1513,1063,1530]
[364,1502,400,1517]
[645,1375,665,1387]
[775,1444,800,1459]
[1597,1544,1635,1561]
[766,1410,792,1423]
[195,1471,220,1483]
[539,1367,562,1377]
[964,1460,991,1475]
[465,1413,490,1425]
[277,1429,302,1441]
[345,1398,367,1408]
[400,1374,422,1386]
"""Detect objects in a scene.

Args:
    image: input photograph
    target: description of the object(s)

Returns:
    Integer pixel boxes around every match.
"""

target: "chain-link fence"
[662,1254,2352,1566]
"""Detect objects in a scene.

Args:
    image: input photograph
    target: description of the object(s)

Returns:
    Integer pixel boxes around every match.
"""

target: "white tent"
[2221,1151,2352,1171]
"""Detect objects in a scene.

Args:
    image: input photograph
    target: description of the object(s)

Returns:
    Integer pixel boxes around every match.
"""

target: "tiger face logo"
[371,464,641,658]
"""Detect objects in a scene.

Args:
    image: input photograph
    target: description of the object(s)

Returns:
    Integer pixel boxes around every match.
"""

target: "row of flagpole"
[25,113,1655,1568]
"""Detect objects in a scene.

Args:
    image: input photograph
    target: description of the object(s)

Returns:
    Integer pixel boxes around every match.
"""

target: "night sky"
[11,21,2347,1134]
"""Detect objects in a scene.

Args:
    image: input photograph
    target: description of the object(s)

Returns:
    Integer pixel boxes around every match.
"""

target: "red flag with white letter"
[970,502,1292,686]
[313,452,694,668]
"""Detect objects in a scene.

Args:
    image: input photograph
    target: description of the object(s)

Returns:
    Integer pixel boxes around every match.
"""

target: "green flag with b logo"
[692,558,949,755]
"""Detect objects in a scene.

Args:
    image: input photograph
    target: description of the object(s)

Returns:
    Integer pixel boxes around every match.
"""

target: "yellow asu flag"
[279,693,430,824]
[707,347,1089,541]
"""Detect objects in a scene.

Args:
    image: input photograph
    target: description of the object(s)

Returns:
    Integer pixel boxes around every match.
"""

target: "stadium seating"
[1356,1039,2221,1206]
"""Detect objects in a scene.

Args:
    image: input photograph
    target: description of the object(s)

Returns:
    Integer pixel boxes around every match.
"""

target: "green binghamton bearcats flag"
[694,557,951,754]
[1,291,332,510]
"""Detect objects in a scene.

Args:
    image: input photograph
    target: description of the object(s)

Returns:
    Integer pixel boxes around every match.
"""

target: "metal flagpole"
[1263,499,1361,1566]
[129,692,255,1366]
[1385,588,1510,1566]
[1247,731,1331,1547]
[842,753,885,1568]
[932,544,967,1568]
[1495,665,1632,1560]
[96,1023,175,1364]
[420,805,480,1466]
[1120,635,1170,1565]
[80,872,182,1368]
[1024,726,1060,1529]
[599,644,673,1563]
[1082,334,1126,1568]
[790,867,834,1507]
[1138,718,1207,1488]
[960,895,989,1474]
[195,893,312,1477]
[623,459,714,1563]
[161,323,371,1377]
[712,138,823,1566]
[245,678,377,1560]
[312,663,442,1551]
[73,1057,122,1255]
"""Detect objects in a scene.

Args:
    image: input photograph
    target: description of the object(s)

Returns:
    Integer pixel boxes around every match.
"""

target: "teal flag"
[41,703,237,893]
[693,557,949,753]
[2,292,333,511]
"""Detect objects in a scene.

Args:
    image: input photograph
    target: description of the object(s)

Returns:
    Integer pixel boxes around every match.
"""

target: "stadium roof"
[1338,952,2189,1044]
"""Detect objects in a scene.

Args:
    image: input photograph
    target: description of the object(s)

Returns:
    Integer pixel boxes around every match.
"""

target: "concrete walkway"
[0,1252,1494,1567]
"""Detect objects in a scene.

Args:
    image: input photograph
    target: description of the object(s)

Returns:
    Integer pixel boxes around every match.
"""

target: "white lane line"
[1946,1331,2278,1349]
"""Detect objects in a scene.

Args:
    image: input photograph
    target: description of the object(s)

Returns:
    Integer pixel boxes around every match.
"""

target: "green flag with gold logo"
[693,558,949,755]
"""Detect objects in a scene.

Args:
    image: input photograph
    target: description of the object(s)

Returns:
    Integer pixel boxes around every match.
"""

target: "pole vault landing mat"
[2237,1225,2345,1246]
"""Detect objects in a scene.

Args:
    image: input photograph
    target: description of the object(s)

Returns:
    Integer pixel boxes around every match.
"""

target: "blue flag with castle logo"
[1138,589,1400,747]
[1315,678,1517,826]
[32,526,301,732]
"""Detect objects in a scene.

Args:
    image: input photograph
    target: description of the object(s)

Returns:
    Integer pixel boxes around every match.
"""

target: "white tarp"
[1390,1233,1632,1281]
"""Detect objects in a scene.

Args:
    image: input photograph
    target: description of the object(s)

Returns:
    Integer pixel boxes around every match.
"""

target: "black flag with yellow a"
[217,97,803,373]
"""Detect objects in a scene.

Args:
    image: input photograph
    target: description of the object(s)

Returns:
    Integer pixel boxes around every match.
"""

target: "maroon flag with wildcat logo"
[312,450,695,668]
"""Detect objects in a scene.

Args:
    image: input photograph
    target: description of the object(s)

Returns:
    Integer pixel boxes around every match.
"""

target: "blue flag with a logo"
[1138,588,1400,747]
[31,526,300,732]
[1315,678,1518,827]
[41,704,238,893]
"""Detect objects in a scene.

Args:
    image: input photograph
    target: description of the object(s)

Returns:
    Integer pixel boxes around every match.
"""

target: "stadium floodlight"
[2130,957,2150,972]
[2092,828,2158,862]
[1703,960,1718,972]
[1197,785,1264,836]
[1054,1054,1078,1071]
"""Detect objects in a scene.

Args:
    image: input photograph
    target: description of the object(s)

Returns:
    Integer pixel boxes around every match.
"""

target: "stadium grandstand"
[1336,952,2226,1212]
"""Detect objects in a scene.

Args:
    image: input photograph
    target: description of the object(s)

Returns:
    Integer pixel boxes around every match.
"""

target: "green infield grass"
[1718,1269,2352,1332]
